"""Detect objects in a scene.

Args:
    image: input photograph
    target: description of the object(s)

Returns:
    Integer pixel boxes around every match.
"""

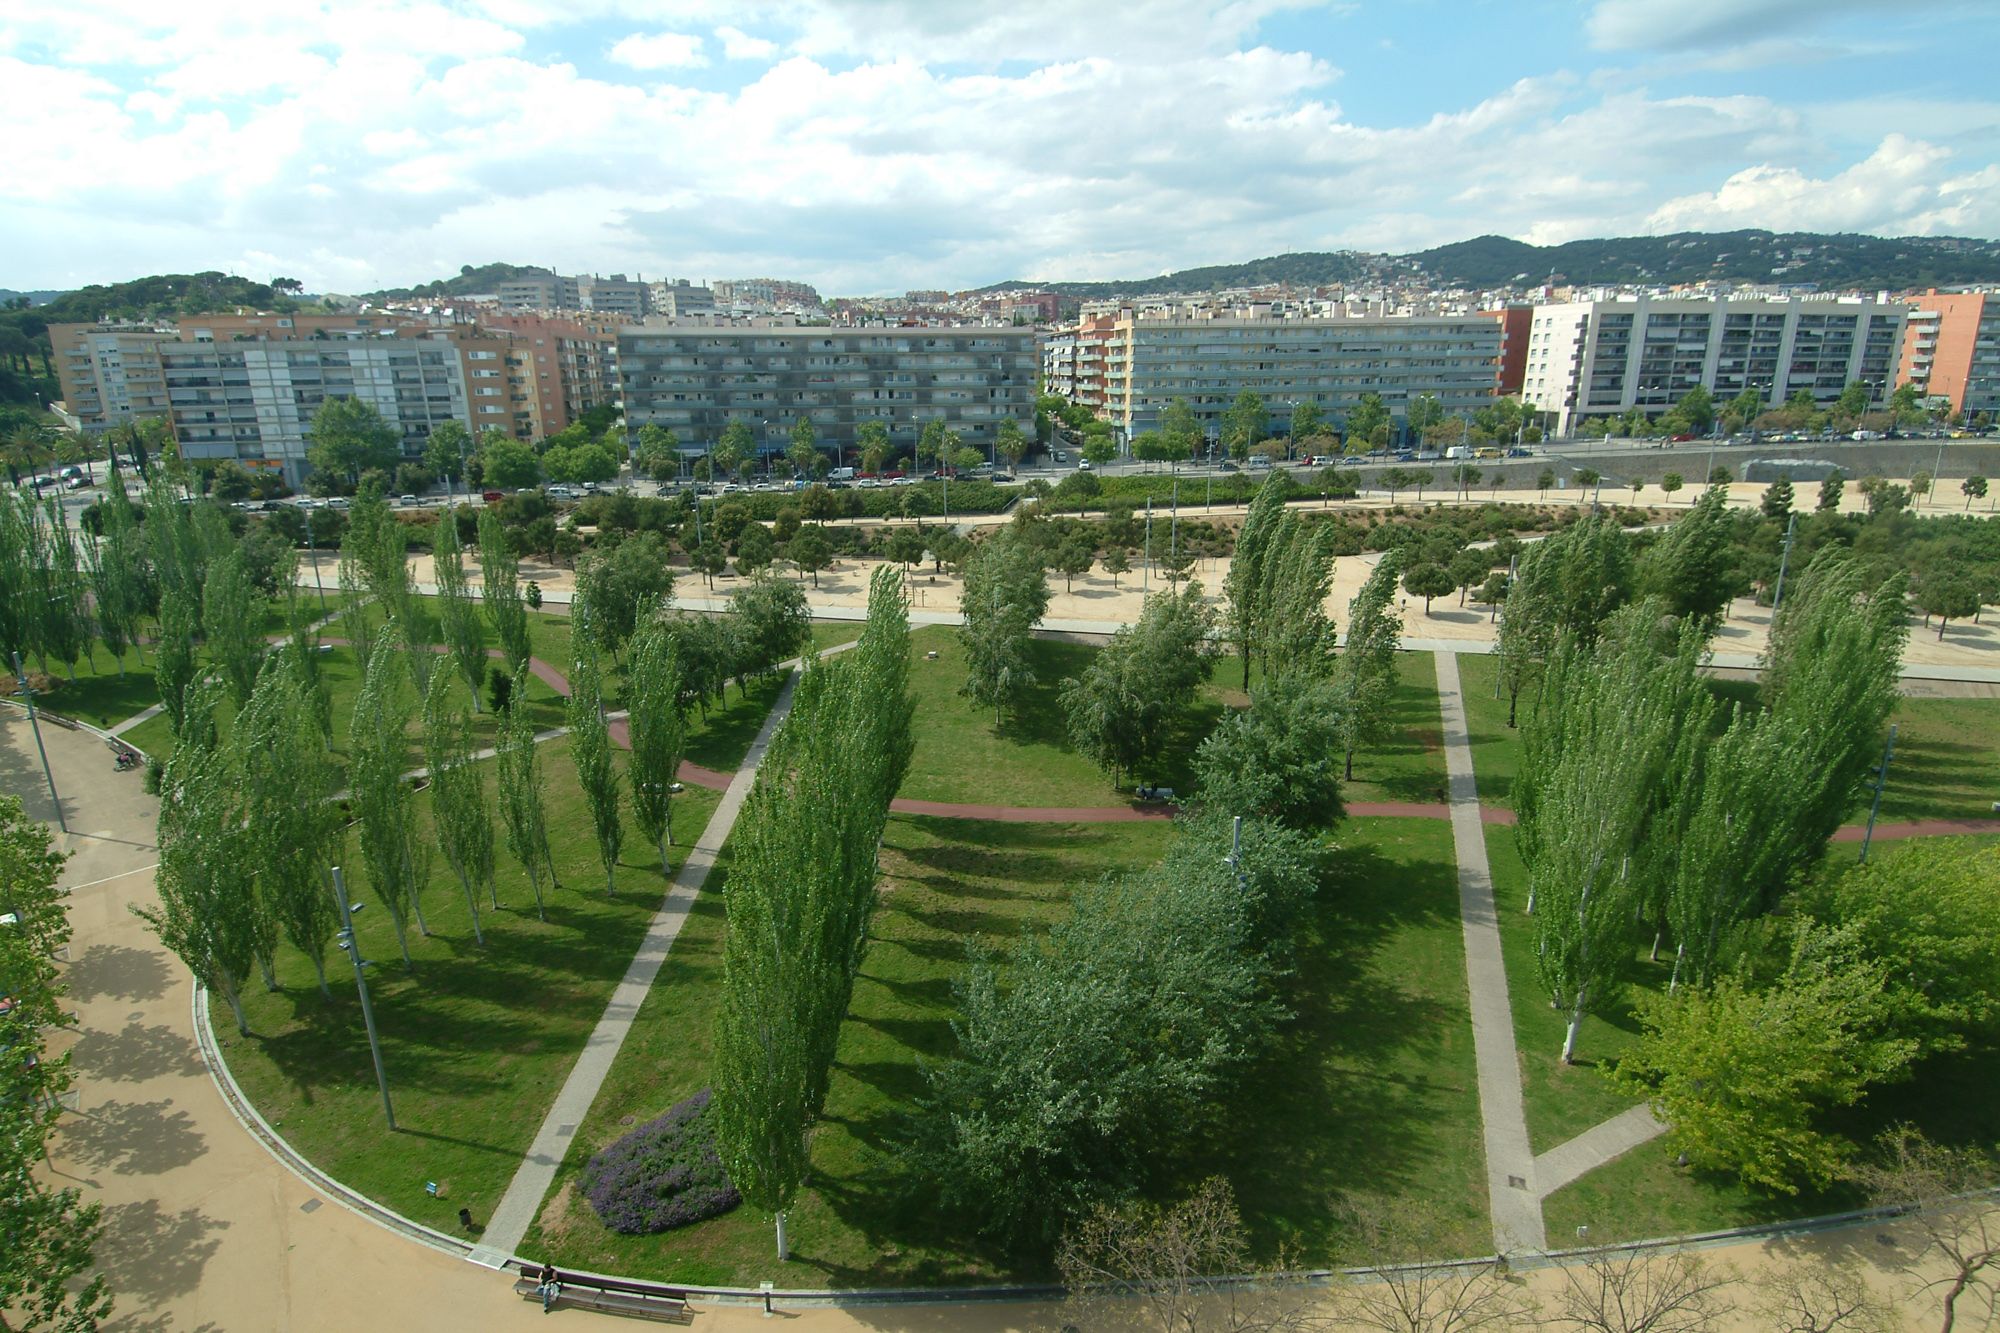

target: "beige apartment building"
[1899,289,2000,419]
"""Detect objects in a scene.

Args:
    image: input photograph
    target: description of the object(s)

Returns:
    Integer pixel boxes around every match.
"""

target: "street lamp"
[331,866,395,1130]
[10,651,65,833]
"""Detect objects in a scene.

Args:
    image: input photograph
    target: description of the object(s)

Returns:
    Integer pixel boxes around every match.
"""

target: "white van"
[827,466,856,482]
[1444,445,1472,461]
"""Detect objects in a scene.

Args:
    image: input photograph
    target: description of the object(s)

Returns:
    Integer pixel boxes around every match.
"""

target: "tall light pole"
[1858,726,1898,864]
[1771,510,1798,615]
[331,866,395,1130]
[10,651,65,834]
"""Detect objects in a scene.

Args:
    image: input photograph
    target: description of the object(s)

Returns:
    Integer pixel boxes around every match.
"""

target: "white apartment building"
[1068,312,1501,442]
[496,274,582,310]
[1521,294,1908,434]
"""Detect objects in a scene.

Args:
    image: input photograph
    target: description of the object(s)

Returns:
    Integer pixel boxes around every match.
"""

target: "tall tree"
[495,668,556,916]
[626,617,688,873]
[433,506,488,709]
[477,506,532,669]
[1517,607,1711,1062]
[958,528,1050,725]
[1639,484,1738,627]
[238,663,342,997]
[568,636,623,896]
[351,637,423,966]
[1493,512,1632,726]
[1334,551,1405,780]
[1223,475,1292,689]
[305,395,401,486]
[1220,391,1268,461]
[203,546,264,704]
[426,669,498,932]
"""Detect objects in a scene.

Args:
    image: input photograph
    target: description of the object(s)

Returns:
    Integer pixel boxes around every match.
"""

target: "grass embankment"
[1455,653,2000,824]
[523,814,1484,1286]
[210,742,723,1239]
[899,627,1445,810]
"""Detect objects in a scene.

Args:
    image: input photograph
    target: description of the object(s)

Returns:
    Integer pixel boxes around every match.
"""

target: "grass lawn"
[807,622,863,655]
[898,627,1145,806]
[1340,652,1448,806]
[210,742,723,1239]
[1452,653,1523,808]
[14,639,161,732]
[523,814,1487,1285]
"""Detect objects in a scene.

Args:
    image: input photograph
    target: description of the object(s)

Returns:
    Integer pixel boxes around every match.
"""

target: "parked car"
[482,490,504,503]
[325,496,351,510]
[397,494,418,507]
[1505,446,1530,458]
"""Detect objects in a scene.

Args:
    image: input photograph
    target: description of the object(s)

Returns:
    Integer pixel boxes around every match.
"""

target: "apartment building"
[1061,311,1501,441]
[575,273,650,319]
[51,313,510,486]
[1482,305,1535,396]
[711,278,823,313]
[1521,294,1908,434]
[496,273,581,310]
[617,325,1035,458]
[473,310,623,438]
[1899,290,2000,418]
[648,279,716,319]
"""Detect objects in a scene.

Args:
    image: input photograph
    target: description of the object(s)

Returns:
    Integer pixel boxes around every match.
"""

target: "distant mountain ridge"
[365,262,556,301]
[980,230,2000,298]
[0,289,67,307]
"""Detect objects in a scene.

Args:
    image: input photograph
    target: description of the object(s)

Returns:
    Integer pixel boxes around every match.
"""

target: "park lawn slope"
[523,813,1488,1285]
[208,742,720,1239]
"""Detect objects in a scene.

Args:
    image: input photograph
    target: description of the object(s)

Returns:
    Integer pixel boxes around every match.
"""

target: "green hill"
[364,262,555,301]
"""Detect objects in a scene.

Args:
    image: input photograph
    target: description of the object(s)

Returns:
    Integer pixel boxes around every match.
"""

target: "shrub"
[579,1089,741,1234]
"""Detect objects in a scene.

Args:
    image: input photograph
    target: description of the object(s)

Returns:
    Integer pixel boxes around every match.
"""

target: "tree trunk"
[412,893,431,937]
[775,1211,789,1262]
[219,975,250,1036]
[389,909,412,971]
[527,861,547,922]
[311,952,331,1000]
[258,952,278,991]
[457,870,485,945]
[657,832,670,875]
[1669,944,1684,994]
[1649,930,1660,963]
[1344,744,1355,782]
[1561,994,1585,1064]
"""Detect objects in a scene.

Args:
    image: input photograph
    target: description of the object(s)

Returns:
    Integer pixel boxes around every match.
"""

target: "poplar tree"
[478,507,532,668]
[36,500,93,679]
[496,670,555,916]
[238,664,341,997]
[204,546,263,704]
[568,638,623,895]
[1493,511,1632,726]
[144,733,264,1034]
[425,669,496,935]
[1224,476,1289,688]
[717,572,914,1260]
[351,638,422,967]
[1257,515,1339,683]
[1335,550,1404,780]
[625,616,687,872]
[433,506,488,709]
[1517,606,1710,1062]
[154,589,201,737]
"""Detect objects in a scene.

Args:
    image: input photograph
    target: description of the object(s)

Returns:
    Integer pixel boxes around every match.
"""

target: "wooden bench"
[513,1267,694,1323]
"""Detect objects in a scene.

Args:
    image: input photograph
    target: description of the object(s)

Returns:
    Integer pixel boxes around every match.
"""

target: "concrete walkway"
[1433,650,1546,1254]
[1534,1104,1669,1200]
[476,663,805,1261]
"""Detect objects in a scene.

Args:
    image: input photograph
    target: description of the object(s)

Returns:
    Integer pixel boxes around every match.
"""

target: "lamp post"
[331,866,395,1130]
[1858,726,1898,864]
[10,651,65,833]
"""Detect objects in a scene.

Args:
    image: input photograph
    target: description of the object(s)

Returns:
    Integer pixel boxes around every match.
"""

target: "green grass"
[523,815,1487,1284]
[807,621,863,655]
[12,640,161,732]
[898,627,1150,806]
[1341,652,1449,806]
[210,742,723,1239]
[1453,653,1524,808]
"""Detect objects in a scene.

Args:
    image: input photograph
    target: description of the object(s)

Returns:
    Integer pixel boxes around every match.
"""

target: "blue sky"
[3,0,1996,295]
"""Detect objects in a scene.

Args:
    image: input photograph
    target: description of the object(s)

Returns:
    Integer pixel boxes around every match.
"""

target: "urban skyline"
[5,1,1998,296]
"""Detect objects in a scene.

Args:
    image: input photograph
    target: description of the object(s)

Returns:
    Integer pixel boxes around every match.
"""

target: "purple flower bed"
[579,1089,742,1234]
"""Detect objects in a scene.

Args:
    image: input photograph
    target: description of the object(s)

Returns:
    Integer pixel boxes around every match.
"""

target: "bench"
[513,1267,693,1323]
[1135,785,1176,802]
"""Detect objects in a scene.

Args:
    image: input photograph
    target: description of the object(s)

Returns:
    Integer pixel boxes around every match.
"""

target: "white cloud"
[1644,134,2000,236]
[714,25,777,60]
[1587,0,1902,52]
[608,30,706,70]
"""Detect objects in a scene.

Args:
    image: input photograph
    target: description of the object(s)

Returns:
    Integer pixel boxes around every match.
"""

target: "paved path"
[1533,1104,1669,1200]
[1433,651,1545,1254]
[477,664,805,1261]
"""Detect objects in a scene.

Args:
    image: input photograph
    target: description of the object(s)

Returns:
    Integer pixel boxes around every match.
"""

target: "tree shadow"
[93,1199,230,1307]
[62,944,174,1004]
[69,1022,204,1084]
[57,1098,207,1175]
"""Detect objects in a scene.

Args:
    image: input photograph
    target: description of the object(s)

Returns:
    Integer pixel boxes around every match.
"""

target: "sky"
[3,0,1998,296]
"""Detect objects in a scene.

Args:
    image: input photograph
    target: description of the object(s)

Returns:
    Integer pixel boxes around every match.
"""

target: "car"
[1053,450,1069,463]
[1414,450,1442,462]
[1219,460,1239,472]
[295,497,320,509]
[856,478,880,488]
[1474,447,1503,460]
[1505,446,1530,458]
[397,494,418,507]
[1077,459,1092,471]
[1394,450,1417,462]
[1339,454,1364,466]
[1248,456,1273,469]
[482,489,505,503]
[990,471,1014,482]
[325,496,351,510]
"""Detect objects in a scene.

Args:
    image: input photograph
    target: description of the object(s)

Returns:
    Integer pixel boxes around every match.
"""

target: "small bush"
[579,1089,741,1234]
